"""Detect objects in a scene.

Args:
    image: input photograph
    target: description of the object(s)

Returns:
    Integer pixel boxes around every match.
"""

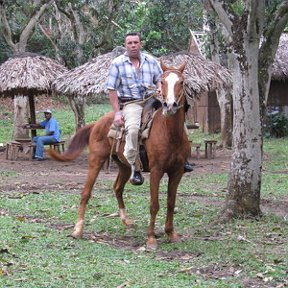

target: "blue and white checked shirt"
[106,52,162,100]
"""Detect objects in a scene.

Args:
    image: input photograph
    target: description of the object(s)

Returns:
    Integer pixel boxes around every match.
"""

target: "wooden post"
[204,140,217,159]
[28,95,37,138]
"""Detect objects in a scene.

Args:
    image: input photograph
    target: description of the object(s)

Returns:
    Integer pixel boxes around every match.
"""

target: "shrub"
[264,112,288,138]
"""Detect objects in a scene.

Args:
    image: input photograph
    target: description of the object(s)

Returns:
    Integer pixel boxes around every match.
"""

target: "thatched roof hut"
[268,33,288,113]
[161,52,232,99]
[271,33,288,82]
[52,47,126,97]
[52,48,232,100]
[0,53,68,131]
[0,52,68,97]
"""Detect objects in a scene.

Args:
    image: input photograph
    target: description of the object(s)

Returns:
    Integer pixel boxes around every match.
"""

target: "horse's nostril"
[163,102,168,108]
[173,102,177,108]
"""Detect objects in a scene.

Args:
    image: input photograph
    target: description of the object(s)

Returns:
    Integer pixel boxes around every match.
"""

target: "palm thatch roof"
[52,47,232,100]
[0,52,68,97]
[271,33,288,81]
[162,52,232,99]
[52,47,126,97]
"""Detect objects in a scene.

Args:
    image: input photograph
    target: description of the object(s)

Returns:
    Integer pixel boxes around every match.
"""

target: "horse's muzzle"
[162,102,179,117]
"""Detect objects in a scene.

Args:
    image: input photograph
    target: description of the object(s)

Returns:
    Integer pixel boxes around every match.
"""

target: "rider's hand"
[156,86,162,96]
[113,111,124,127]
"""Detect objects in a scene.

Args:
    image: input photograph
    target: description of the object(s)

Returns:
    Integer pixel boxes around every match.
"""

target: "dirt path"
[0,148,287,217]
[0,147,231,190]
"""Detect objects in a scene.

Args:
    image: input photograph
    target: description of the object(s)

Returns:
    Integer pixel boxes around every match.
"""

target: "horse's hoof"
[124,219,134,229]
[146,238,158,251]
[126,223,134,230]
[71,230,83,239]
[168,232,181,243]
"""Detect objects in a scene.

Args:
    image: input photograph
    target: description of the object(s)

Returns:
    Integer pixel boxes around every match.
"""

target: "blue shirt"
[40,117,61,142]
[106,52,162,100]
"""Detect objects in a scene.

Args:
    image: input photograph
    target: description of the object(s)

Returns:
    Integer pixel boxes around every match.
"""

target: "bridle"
[159,70,185,113]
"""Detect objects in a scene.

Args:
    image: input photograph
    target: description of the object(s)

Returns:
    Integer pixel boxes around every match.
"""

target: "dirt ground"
[1,146,287,218]
[0,145,230,190]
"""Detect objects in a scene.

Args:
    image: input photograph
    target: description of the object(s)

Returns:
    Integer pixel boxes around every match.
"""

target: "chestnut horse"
[48,60,190,250]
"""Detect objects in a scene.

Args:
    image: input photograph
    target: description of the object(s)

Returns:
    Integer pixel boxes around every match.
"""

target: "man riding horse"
[48,53,191,250]
[106,32,193,185]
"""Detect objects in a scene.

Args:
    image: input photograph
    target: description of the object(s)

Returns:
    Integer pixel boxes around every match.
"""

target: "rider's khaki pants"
[122,102,144,166]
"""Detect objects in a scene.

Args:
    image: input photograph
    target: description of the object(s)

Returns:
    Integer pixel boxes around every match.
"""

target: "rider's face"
[125,35,142,58]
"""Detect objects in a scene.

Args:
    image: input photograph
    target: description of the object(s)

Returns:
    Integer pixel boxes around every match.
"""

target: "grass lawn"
[0,102,287,287]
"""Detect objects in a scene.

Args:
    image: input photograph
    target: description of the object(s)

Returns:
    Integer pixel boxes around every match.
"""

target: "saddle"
[107,97,162,172]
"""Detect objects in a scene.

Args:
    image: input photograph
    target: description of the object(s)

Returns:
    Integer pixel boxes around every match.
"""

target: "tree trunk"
[221,41,262,220]
[208,21,233,148]
[218,89,232,148]
[13,96,30,140]
[204,0,288,222]
[68,96,86,131]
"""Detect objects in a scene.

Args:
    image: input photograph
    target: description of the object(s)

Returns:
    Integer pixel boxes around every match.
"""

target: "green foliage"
[264,112,288,138]
[230,1,245,16]
[0,36,12,64]
[49,103,111,140]
[114,0,203,56]
[0,0,210,62]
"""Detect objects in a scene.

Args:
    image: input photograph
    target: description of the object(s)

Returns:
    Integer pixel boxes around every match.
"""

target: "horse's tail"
[48,123,94,162]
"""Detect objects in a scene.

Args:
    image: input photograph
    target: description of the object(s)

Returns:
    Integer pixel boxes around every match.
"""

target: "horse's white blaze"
[165,73,179,105]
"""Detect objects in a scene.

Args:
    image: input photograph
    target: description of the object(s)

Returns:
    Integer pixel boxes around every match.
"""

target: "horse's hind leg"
[113,164,134,229]
[71,157,105,239]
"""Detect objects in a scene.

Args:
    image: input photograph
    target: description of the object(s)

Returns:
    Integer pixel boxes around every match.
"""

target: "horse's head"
[160,59,186,117]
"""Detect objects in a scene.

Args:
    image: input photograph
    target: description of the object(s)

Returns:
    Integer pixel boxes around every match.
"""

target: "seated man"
[23,109,61,160]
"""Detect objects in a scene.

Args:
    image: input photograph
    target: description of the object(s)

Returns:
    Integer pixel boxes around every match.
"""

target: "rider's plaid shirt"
[106,52,162,100]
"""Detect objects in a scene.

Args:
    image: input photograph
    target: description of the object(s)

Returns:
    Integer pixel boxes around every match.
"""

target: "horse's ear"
[178,62,186,73]
[160,58,168,72]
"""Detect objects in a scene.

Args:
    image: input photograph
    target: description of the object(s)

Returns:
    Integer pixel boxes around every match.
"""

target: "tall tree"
[203,0,288,220]
[38,0,120,130]
[113,0,204,56]
[203,11,233,148]
[0,0,55,139]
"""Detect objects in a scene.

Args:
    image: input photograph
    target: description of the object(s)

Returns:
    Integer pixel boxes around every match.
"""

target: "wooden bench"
[6,140,34,161]
[189,140,201,159]
[191,143,201,159]
[49,140,66,153]
[204,140,217,159]
[5,140,66,161]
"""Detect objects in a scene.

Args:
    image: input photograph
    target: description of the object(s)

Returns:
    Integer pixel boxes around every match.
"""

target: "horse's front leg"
[165,172,183,243]
[113,165,134,229]
[71,157,104,239]
[147,171,162,250]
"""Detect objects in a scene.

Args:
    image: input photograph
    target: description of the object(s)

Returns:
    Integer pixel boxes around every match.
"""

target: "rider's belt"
[119,97,140,109]
[119,97,138,103]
